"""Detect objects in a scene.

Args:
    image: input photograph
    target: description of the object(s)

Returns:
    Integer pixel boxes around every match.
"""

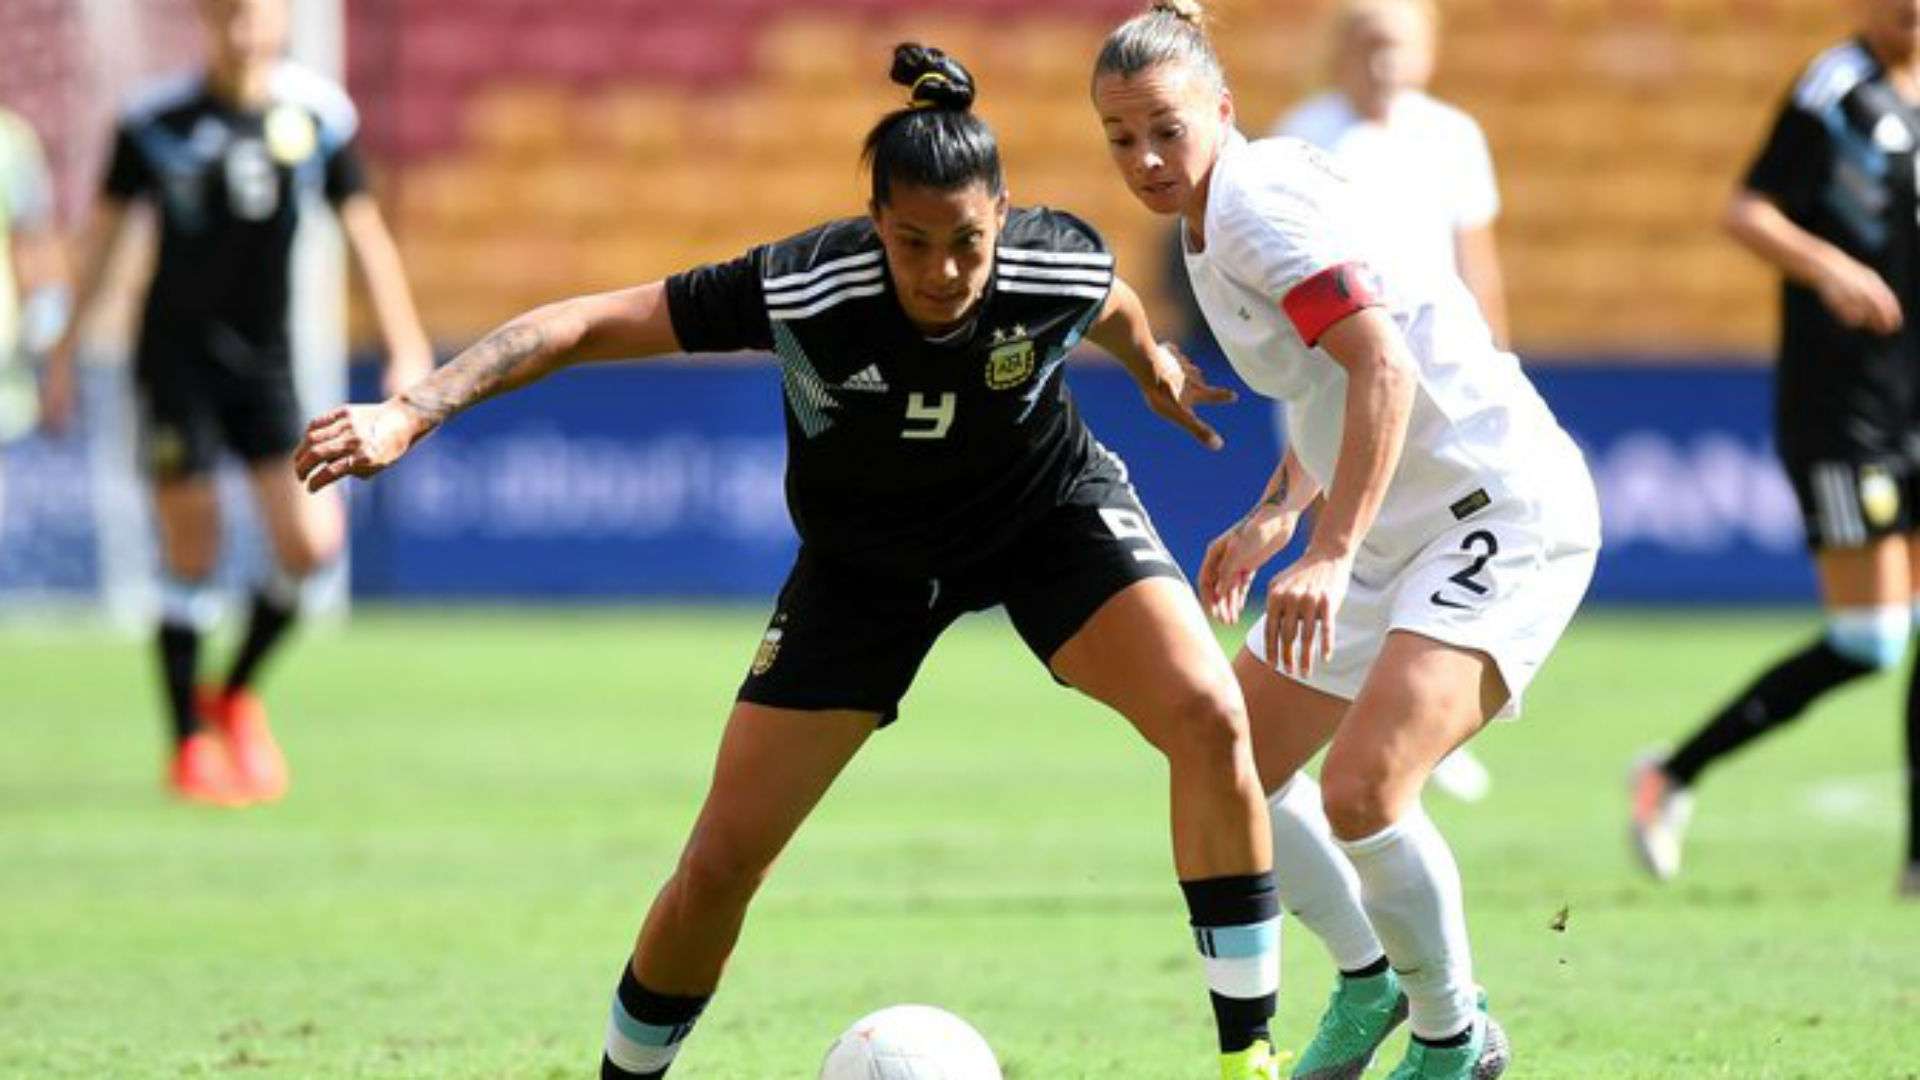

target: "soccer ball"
[818,1004,1003,1080]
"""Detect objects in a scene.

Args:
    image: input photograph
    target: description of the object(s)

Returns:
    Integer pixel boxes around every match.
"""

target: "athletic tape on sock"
[158,574,221,630]
[1825,605,1909,670]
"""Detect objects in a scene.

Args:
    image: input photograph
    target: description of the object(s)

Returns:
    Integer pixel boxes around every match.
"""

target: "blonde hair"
[1092,0,1226,94]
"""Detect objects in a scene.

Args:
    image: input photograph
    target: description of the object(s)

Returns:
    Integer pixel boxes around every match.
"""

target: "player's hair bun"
[1150,0,1207,26]
[890,43,976,112]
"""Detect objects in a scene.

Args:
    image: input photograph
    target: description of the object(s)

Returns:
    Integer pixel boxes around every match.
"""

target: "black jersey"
[667,207,1119,578]
[104,63,367,350]
[1746,39,1920,456]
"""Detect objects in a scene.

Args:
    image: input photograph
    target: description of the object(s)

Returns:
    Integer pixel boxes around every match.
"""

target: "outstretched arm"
[294,282,679,492]
[1085,275,1236,450]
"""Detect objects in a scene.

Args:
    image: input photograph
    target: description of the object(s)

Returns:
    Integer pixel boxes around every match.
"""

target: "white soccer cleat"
[1628,753,1693,882]
[1428,748,1491,803]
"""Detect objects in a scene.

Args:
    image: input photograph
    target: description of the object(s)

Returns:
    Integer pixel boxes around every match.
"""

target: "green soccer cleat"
[1383,992,1509,1080]
[1221,1038,1290,1080]
[1291,967,1409,1080]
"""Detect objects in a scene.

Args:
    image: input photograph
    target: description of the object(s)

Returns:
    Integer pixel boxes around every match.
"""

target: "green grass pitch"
[2,608,1916,1077]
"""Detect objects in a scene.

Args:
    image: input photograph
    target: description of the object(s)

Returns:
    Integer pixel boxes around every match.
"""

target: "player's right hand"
[1816,258,1902,335]
[1198,506,1300,625]
[293,402,420,492]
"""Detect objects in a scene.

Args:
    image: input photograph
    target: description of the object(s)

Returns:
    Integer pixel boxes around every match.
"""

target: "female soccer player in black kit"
[1632,0,1920,898]
[298,46,1291,1080]
[42,0,431,807]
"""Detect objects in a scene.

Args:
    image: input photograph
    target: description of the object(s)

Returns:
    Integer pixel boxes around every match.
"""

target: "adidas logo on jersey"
[839,364,889,393]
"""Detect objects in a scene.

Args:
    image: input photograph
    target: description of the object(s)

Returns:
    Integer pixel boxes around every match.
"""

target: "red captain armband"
[1280,262,1383,346]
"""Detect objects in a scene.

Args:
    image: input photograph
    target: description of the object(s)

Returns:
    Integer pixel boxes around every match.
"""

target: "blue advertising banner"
[0,356,1811,607]
[339,355,1813,604]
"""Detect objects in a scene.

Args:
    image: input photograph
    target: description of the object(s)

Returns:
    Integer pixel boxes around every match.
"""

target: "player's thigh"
[1319,630,1503,837]
[249,455,343,575]
[1046,575,1246,754]
[1232,646,1348,793]
[679,701,879,885]
[1789,456,1912,605]
[1814,536,1909,608]
[738,551,955,726]
[151,475,222,578]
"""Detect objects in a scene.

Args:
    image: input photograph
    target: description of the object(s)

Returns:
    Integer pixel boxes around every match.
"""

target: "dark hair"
[862,43,1005,207]
[1093,0,1226,94]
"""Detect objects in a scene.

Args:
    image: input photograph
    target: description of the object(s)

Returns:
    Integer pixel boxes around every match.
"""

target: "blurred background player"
[1095,2,1599,1075]
[1631,0,1920,897]
[0,105,68,456]
[40,0,431,805]
[297,45,1289,1080]
[1271,0,1511,803]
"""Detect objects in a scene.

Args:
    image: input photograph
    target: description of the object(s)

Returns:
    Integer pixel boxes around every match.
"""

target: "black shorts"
[1781,454,1920,549]
[135,327,301,479]
[738,475,1186,725]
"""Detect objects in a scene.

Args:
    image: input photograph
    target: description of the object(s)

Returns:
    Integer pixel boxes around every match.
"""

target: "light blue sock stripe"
[609,1001,688,1048]
[1195,920,1279,960]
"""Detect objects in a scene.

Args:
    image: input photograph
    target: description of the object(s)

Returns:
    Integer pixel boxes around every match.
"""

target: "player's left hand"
[293,401,423,492]
[1262,545,1353,678]
[1142,342,1236,450]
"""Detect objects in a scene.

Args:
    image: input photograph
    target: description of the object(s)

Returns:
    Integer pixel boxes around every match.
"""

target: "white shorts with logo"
[1245,468,1600,719]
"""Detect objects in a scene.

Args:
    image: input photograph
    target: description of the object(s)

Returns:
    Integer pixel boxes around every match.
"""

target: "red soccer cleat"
[200,687,290,803]
[168,731,249,807]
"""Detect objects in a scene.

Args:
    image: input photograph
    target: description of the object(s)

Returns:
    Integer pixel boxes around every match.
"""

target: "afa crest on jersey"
[1860,465,1901,527]
[985,325,1035,390]
[265,104,318,165]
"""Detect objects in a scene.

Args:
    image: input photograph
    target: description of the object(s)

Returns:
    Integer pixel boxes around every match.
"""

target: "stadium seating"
[343,0,1846,357]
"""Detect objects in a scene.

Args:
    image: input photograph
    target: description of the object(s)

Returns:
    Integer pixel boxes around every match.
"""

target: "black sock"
[225,591,297,694]
[1415,1026,1475,1049]
[601,964,709,1079]
[157,622,201,745]
[1341,955,1391,979]
[1180,872,1279,1055]
[1664,638,1874,787]
[1906,644,1920,866]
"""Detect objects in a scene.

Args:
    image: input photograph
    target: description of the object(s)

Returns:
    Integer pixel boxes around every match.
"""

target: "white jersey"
[1183,130,1590,565]
[1273,91,1499,297]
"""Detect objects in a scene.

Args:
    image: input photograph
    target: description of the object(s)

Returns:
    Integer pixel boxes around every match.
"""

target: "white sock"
[1337,804,1476,1040]
[1268,774,1384,972]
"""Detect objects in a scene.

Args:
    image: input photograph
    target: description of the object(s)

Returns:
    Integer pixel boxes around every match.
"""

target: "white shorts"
[1245,479,1599,719]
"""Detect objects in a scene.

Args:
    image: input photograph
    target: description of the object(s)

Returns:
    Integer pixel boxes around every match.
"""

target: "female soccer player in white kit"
[1093,4,1600,1078]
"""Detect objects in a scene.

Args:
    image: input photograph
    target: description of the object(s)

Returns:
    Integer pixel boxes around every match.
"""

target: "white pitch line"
[1802,770,1903,827]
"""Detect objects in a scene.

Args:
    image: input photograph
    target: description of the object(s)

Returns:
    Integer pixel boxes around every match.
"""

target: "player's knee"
[1319,765,1396,839]
[676,835,775,908]
[276,537,336,579]
[1825,605,1910,671]
[1156,684,1251,773]
[162,542,219,583]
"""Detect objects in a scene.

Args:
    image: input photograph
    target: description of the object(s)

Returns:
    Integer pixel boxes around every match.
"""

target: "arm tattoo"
[1261,465,1292,510]
[1235,464,1292,535]
[398,323,546,427]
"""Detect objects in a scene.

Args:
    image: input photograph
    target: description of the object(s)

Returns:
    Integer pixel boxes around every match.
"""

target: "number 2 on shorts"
[1449,530,1499,596]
